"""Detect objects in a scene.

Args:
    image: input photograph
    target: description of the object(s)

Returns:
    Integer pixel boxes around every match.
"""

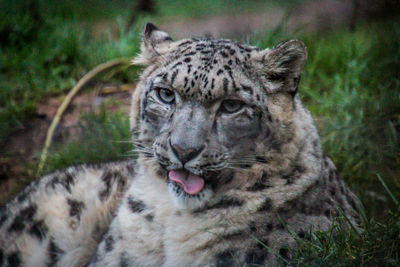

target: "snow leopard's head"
[131,23,315,210]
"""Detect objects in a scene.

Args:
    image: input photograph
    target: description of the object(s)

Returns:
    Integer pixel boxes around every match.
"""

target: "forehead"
[150,38,262,101]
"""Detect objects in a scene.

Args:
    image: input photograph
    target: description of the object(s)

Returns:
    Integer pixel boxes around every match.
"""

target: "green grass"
[0,0,133,21]
[289,210,400,266]
[0,7,141,148]
[154,0,282,19]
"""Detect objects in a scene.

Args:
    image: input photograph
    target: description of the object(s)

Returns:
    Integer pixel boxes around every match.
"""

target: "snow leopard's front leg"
[89,170,169,267]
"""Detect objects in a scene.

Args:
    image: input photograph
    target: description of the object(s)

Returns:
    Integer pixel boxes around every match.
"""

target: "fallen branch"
[37,57,131,176]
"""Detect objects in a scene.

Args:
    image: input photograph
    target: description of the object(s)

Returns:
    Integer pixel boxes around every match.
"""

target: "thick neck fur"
[127,103,324,266]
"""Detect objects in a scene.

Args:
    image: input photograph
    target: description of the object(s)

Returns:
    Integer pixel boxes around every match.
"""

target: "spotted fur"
[0,23,359,266]
[0,162,133,267]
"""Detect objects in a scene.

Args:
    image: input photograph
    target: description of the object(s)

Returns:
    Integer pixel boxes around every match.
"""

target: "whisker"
[228,161,257,165]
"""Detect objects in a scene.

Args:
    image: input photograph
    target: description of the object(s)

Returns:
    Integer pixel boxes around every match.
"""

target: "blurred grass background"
[0,0,399,265]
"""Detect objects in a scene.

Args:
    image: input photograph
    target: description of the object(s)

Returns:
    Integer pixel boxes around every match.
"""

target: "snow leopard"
[0,23,359,267]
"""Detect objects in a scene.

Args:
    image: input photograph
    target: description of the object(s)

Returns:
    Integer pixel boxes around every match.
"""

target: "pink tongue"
[168,170,205,195]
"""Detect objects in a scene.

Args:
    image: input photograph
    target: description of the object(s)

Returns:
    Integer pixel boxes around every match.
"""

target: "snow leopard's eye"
[156,88,175,104]
[220,99,244,113]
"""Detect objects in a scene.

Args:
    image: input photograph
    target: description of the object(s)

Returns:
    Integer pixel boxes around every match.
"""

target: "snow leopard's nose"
[169,104,209,165]
[170,141,205,164]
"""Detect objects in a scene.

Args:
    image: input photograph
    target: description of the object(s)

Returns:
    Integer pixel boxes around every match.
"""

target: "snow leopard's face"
[132,23,306,209]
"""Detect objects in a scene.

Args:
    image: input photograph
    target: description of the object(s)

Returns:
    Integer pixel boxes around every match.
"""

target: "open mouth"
[168,169,205,195]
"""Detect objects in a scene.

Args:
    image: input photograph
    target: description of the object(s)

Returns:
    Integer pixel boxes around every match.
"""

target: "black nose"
[170,142,204,164]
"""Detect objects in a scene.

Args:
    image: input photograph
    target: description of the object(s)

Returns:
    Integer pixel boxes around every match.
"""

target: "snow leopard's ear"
[252,40,307,95]
[133,22,174,65]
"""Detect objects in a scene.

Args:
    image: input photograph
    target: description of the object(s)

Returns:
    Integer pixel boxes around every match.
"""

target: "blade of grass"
[376,174,399,208]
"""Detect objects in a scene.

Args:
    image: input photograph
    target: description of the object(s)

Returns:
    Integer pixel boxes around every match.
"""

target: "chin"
[167,181,213,210]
